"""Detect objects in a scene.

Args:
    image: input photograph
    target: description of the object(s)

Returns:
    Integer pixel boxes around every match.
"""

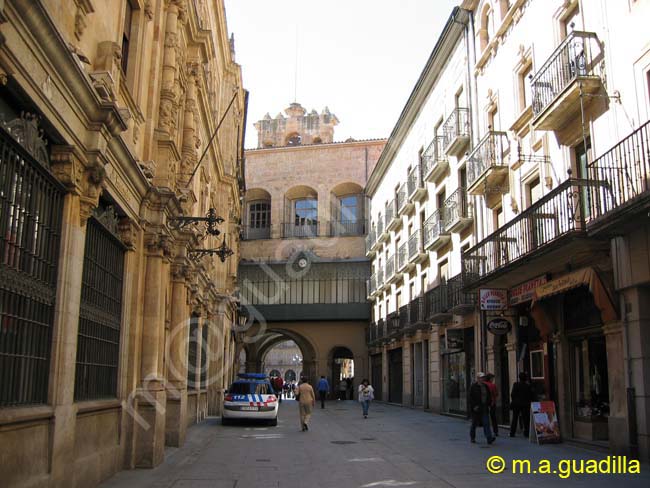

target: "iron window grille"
[188,316,199,389]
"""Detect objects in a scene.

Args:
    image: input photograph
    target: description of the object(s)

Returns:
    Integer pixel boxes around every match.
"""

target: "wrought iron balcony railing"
[466,131,509,190]
[329,219,366,237]
[385,199,400,231]
[387,312,400,335]
[423,208,449,248]
[396,183,408,213]
[447,273,476,312]
[425,283,449,320]
[407,164,425,198]
[398,305,409,330]
[463,179,600,283]
[408,229,423,261]
[422,135,448,180]
[376,266,384,287]
[282,222,320,238]
[397,242,408,270]
[368,273,377,295]
[408,295,426,326]
[385,253,396,280]
[377,318,386,341]
[530,31,604,120]
[588,119,650,222]
[365,228,376,253]
[376,214,384,236]
[443,107,471,153]
[241,225,271,240]
[444,188,472,231]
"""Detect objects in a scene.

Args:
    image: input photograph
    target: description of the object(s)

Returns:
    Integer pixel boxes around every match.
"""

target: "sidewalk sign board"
[529,401,561,444]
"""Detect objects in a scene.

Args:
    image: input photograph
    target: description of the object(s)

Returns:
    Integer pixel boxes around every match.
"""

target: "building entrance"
[388,348,403,403]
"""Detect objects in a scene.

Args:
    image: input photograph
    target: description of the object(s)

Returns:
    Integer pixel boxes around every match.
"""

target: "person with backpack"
[469,372,495,444]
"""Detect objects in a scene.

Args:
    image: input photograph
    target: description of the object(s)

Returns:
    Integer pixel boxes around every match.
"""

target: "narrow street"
[101,402,650,488]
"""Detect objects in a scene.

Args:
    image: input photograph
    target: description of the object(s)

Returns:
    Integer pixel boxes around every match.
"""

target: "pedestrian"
[348,376,354,400]
[338,378,348,401]
[296,376,315,431]
[273,375,284,403]
[316,375,330,409]
[484,373,498,436]
[510,372,535,438]
[357,378,374,418]
[469,372,495,444]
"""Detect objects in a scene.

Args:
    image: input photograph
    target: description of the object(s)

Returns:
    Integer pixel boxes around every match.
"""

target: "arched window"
[247,200,271,239]
[286,133,302,146]
[480,5,495,51]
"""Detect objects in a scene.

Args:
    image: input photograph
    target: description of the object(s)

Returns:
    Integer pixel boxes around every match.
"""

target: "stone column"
[165,262,190,447]
[48,146,102,488]
[604,321,629,454]
[429,326,442,413]
[134,232,172,468]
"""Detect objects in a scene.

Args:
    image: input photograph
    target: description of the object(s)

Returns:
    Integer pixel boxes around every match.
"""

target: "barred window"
[188,316,199,389]
[200,322,208,389]
[74,210,125,401]
[249,201,270,229]
[0,125,64,407]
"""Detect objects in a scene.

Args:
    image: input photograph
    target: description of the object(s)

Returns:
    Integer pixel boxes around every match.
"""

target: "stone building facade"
[0,1,245,487]
[238,102,385,393]
[367,0,650,460]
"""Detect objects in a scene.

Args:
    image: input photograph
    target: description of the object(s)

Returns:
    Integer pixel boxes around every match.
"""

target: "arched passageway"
[330,346,355,400]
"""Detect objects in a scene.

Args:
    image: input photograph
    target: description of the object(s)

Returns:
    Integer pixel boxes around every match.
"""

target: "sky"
[224,0,459,149]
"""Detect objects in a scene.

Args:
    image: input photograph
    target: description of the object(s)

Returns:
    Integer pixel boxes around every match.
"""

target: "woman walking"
[357,379,374,418]
[296,376,315,431]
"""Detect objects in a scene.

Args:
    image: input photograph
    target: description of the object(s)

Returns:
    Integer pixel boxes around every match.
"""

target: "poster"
[479,289,508,310]
[530,401,561,444]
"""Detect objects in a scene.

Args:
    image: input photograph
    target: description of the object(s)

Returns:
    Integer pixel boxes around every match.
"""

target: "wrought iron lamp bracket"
[169,207,225,237]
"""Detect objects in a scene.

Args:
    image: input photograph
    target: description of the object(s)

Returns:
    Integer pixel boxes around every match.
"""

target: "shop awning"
[530,267,618,336]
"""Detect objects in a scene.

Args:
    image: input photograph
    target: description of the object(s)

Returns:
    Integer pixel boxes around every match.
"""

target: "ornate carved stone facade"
[0,0,245,486]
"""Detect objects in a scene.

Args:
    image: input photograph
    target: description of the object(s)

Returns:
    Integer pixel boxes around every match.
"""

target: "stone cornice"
[9,0,128,137]
[245,138,387,155]
[365,8,469,196]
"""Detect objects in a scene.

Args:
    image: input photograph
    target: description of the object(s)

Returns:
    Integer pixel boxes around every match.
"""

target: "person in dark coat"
[510,372,535,437]
[469,372,495,444]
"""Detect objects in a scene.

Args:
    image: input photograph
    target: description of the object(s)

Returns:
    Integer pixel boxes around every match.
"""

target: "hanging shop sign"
[529,401,561,444]
[479,289,508,311]
[486,318,512,335]
[509,275,548,306]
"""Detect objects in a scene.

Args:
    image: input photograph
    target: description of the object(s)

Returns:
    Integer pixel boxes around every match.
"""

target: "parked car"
[222,373,279,426]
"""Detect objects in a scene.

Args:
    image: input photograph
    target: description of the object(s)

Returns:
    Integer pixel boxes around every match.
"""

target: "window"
[519,63,533,111]
[294,198,317,226]
[560,5,582,39]
[339,195,359,223]
[526,176,542,208]
[420,273,427,293]
[438,259,449,283]
[121,2,133,75]
[410,281,416,299]
[396,291,402,309]
[187,316,199,389]
[488,105,499,130]
[530,350,544,379]
[286,133,302,146]
[493,204,504,231]
[249,201,270,228]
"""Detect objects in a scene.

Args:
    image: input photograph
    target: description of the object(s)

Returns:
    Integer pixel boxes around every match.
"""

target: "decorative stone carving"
[93,204,120,235]
[74,0,95,41]
[145,232,174,259]
[144,0,154,21]
[0,112,50,167]
[0,67,8,85]
[139,159,157,180]
[118,217,139,250]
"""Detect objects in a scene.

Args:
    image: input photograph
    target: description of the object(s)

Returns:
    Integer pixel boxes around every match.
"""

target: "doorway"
[371,353,383,401]
[388,348,403,403]
[331,346,355,400]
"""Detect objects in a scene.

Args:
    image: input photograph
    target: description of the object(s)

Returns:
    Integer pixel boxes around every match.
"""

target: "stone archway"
[329,346,355,400]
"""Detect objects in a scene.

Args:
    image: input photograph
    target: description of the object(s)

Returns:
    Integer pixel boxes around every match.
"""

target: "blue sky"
[224,0,459,148]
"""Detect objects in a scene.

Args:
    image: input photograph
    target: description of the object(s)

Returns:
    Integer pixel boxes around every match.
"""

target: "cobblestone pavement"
[101,400,649,488]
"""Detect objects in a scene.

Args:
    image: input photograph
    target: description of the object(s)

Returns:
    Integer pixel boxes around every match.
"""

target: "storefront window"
[441,327,474,415]
[572,336,609,420]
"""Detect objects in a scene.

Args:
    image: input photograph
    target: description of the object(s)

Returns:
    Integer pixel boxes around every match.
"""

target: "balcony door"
[293,198,318,237]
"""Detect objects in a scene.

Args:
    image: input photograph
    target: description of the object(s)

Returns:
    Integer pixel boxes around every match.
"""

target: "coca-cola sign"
[487,318,512,336]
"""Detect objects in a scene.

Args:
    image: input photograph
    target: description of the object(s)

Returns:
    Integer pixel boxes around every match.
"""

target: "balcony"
[423,209,451,251]
[376,266,385,291]
[398,305,409,333]
[587,119,650,236]
[385,253,401,284]
[407,164,427,202]
[422,136,448,182]
[408,229,427,264]
[444,188,472,233]
[425,283,451,323]
[408,295,428,330]
[385,199,401,232]
[463,178,608,288]
[447,274,476,314]
[376,214,388,243]
[241,225,271,240]
[466,131,509,201]
[386,312,401,337]
[443,107,471,156]
[396,183,412,215]
[329,219,366,237]
[282,222,320,238]
[367,273,377,299]
[365,228,377,257]
[531,31,605,133]
[397,242,410,272]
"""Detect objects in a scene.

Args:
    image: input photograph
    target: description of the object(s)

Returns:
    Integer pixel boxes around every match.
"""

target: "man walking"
[469,372,495,444]
[510,372,534,437]
[484,373,498,436]
[338,378,348,401]
[296,376,315,431]
[316,375,330,409]
[273,375,284,403]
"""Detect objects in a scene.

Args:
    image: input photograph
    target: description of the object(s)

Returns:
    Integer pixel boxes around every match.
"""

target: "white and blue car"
[222,373,279,426]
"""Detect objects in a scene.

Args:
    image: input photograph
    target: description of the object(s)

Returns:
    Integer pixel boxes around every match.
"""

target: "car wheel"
[268,417,278,427]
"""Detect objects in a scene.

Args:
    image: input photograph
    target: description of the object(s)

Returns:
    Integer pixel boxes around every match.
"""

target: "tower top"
[253,102,339,149]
